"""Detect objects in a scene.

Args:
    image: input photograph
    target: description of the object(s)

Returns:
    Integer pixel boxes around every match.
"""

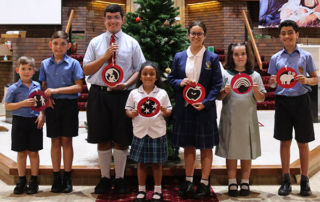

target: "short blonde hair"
[17,56,35,67]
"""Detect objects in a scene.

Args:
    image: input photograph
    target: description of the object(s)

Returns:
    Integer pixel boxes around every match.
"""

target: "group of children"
[4,10,317,202]
[5,31,83,194]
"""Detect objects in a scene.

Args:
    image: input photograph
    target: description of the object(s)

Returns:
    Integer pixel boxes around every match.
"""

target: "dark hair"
[51,30,69,41]
[187,21,207,36]
[225,42,254,72]
[278,20,299,33]
[136,61,163,88]
[17,56,35,67]
[104,4,124,18]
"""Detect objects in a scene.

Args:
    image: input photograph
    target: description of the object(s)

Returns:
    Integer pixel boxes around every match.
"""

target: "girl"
[215,42,266,197]
[168,21,222,199]
[125,61,172,202]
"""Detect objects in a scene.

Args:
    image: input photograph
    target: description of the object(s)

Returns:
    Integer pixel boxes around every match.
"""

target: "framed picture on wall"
[259,0,320,28]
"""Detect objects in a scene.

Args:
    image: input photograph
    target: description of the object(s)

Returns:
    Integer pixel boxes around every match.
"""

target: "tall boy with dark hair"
[83,4,145,194]
[268,20,318,196]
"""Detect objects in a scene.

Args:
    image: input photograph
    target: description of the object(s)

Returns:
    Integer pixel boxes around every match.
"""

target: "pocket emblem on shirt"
[205,61,211,70]
[298,66,304,74]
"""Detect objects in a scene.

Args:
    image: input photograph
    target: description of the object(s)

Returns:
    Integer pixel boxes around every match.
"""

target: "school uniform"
[168,46,222,149]
[83,30,145,146]
[39,54,84,138]
[125,85,172,163]
[268,46,316,143]
[215,70,266,160]
[5,80,43,152]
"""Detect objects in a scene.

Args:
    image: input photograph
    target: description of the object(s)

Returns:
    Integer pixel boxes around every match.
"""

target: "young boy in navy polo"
[5,56,45,195]
[268,20,318,197]
[39,31,84,193]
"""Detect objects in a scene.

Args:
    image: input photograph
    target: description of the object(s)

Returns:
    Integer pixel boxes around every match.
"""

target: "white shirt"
[83,30,145,89]
[125,85,172,139]
[186,46,206,82]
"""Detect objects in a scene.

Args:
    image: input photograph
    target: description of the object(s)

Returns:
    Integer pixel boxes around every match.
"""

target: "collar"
[106,30,122,41]
[138,85,159,94]
[187,46,206,58]
[16,79,36,87]
[281,46,300,55]
[49,54,70,64]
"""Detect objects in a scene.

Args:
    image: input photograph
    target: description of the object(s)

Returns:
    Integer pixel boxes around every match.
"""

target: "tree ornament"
[136,16,141,23]
[163,20,170,26]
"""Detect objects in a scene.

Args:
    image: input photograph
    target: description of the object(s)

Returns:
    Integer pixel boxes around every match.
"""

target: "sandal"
[151,192,163,202]
[228,183,239,197]
[135,191,146,202]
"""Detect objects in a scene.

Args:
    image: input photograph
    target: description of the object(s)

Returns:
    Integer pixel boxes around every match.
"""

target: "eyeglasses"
[105,15,122,21]
[190,32,204,37]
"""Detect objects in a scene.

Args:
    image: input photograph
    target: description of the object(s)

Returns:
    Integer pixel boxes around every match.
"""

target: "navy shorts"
[129,135,168,164]
[86,85,133,146]
[274,94,315,143]
[45,99,79,138]
[11,115,43,152]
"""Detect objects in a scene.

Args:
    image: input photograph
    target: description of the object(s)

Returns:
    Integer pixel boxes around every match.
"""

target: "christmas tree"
[122,0,188,160]
[122,0,188,74]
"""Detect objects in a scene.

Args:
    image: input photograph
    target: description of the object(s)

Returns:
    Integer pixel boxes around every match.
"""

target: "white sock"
[241,179,249,190]
[228,179,237,190]
[137,185,146,199]
[153,185,162,199]
[113,148,128,179]
[186,176,193,182]
[200,179,209,186]
[98,149,112,178]
[154,185,162,193]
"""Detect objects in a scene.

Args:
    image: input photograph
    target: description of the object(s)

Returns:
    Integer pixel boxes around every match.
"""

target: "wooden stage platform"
[1,146,320,186]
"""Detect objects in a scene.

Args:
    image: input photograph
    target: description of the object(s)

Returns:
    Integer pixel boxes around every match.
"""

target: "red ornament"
[136,16,141,23]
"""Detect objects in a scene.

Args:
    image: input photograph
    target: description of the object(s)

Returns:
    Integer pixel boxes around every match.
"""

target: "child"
[168,21,222,199]
[268,20,318,196]
[125,61,172,201]
[215,42,266,197]
[5,56,45,194]
[39,31,84,193]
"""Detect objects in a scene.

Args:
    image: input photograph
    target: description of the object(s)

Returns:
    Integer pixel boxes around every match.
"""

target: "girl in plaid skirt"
[125,61,172,202]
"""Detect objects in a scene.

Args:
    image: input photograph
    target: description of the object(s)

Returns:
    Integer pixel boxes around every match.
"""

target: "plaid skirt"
[129,135,168,164]
[172,107,219,149]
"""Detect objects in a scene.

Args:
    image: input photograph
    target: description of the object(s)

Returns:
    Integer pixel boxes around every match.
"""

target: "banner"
[259,0,320,27]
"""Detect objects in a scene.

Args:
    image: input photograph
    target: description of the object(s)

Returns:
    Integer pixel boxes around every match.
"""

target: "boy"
[5,56,45,194]
[39,31,84,193]
[268,20,318,196]
[83,4,145,194]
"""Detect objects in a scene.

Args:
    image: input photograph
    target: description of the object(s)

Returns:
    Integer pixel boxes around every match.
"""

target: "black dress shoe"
[13,181,27,194]
[94,177,112,194]
[278,180,291,196]
[193,183,211,199]
[239,183,250,196]
[51,172,63,193]
[300,178,312,196]
[26,178,39,195]
[62,173,73,193]
[228,183,239,197]
[114,178,130,194]
[178,181,194,198]
[135,191,146,202]
[151,192,163,202]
